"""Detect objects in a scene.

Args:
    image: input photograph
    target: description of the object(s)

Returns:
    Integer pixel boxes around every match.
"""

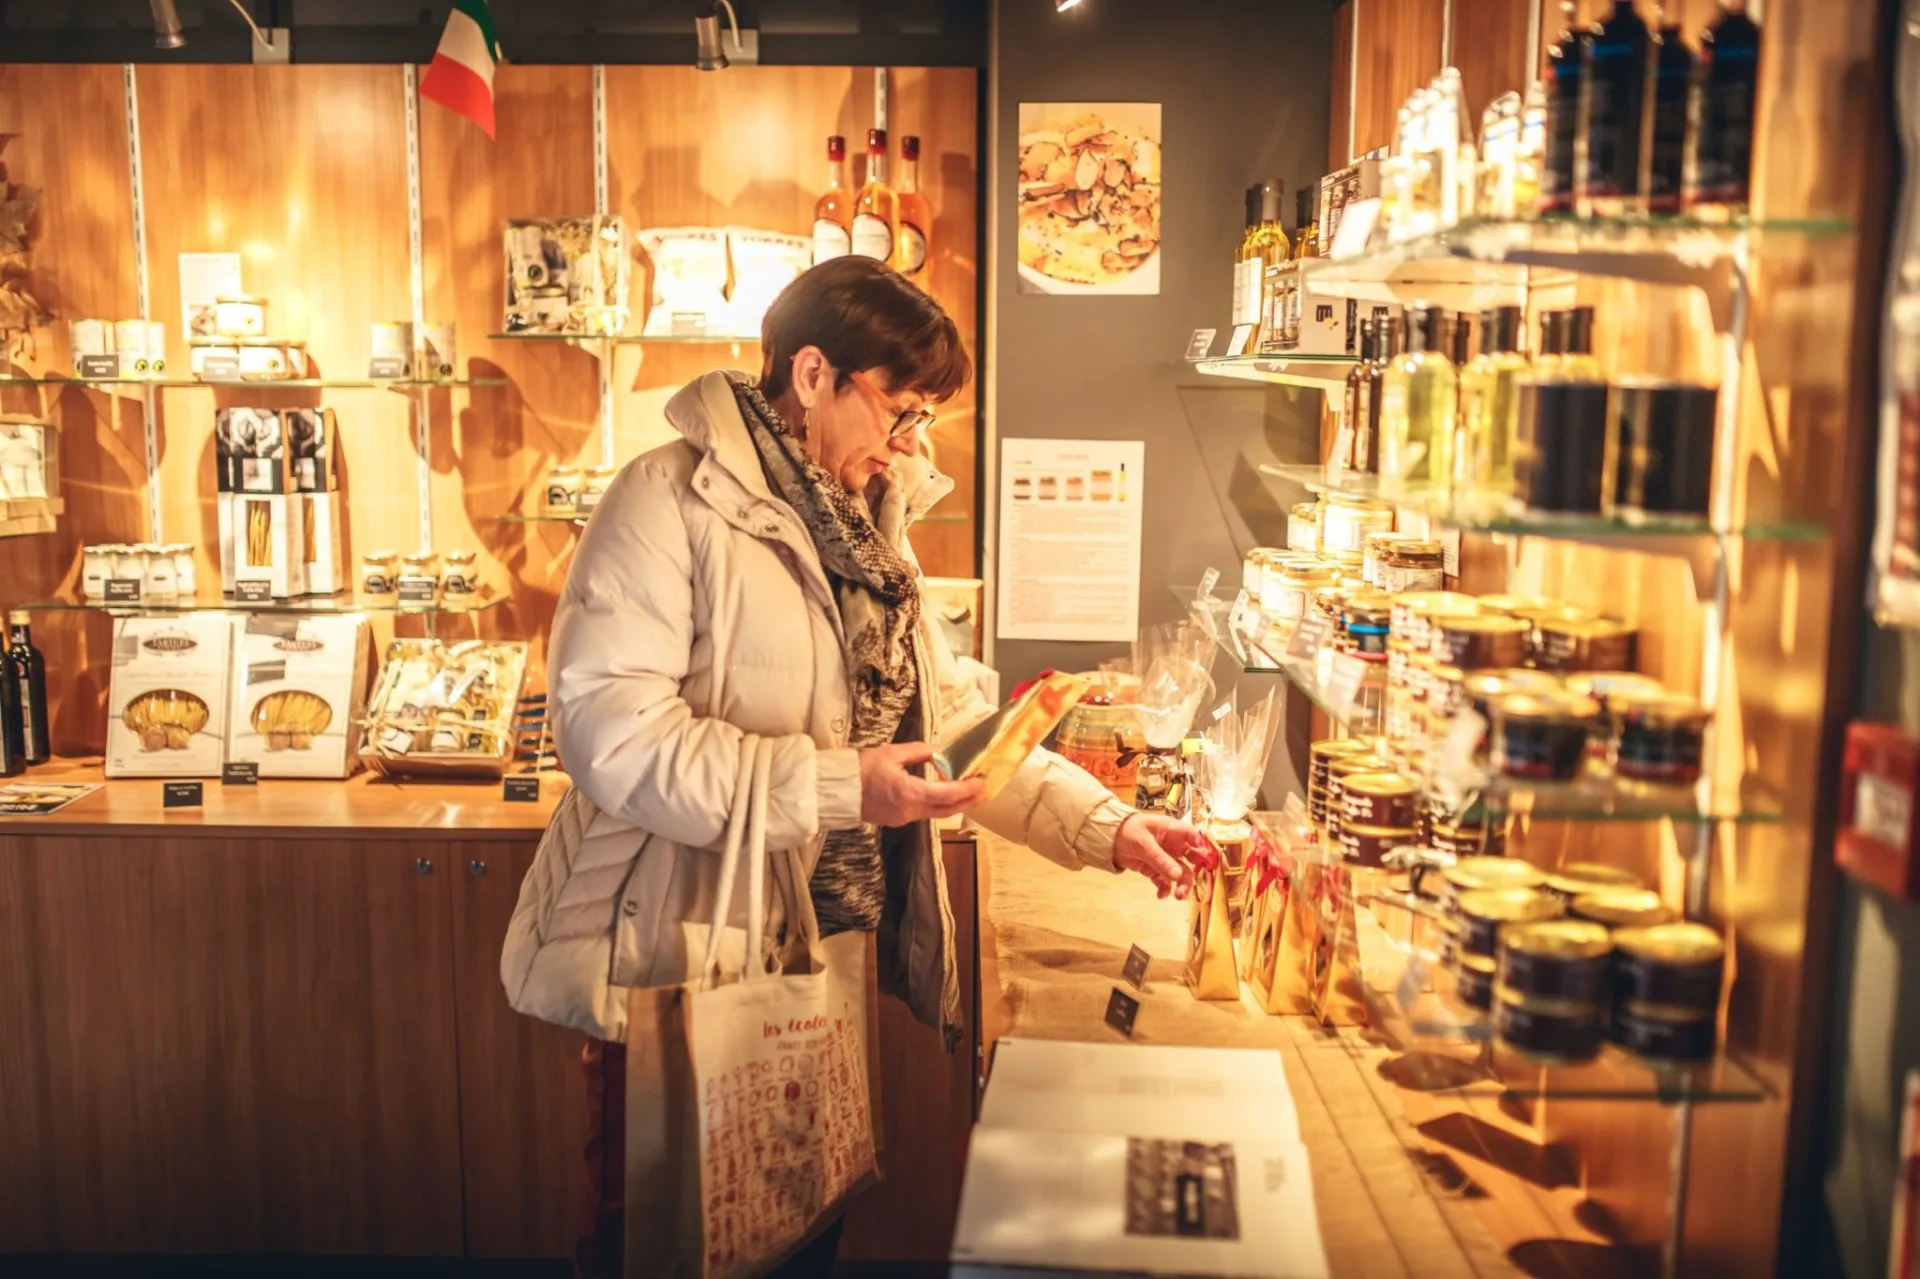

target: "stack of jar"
[1341,303,1720,525]
[358,547,482,604]
[81,543,199,601]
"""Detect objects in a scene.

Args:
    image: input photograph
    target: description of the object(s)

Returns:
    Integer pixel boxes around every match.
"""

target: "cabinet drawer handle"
[468,858,487,877]
[414,857,433,876]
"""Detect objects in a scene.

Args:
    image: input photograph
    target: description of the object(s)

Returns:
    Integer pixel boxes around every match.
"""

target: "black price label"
[1185,328,1217,361]
[369,356,410,379]
[200,354,242,380]
[77,353,122,380]
[397,578,437,605]
[1104,987,1141,1038]
[1122,944,1152,992]
[162,781,204,808]
[502,776,541,803]
[104,579,142,603]
[234,580,273,604]
[221,761,259,786]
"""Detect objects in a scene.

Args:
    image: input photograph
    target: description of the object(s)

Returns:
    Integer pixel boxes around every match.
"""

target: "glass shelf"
[0,375,506,390]
[497,512,588,526]
[485,332,760,344]
[1304,213,1853,314]
[20,593,507,617]
[1187,353,1358,392]
[1174,586,1785,824]
[1359,969,1769,1105]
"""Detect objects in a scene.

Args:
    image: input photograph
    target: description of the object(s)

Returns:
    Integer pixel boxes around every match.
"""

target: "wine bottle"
[896,135,932,278]
[1379,305,1457,501]
[1577,0,1655,218]
[9,611,48,766]
[812,136,853,265]
[1233,186,1263,329]
[1648,25,1695,215]
[1687,0,1761,218]
[1542,2,1587,215]
[851,129,898,264]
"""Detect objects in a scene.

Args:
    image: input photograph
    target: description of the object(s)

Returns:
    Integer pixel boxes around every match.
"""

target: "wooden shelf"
[0,758,567,839]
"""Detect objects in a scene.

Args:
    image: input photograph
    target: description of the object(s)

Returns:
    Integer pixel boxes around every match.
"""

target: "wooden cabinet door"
[0,833,465,1255]
[450,839,590,1258]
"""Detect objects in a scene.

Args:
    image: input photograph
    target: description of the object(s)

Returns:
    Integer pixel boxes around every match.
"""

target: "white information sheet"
[996,438,1145,643]
[178,252,242,339]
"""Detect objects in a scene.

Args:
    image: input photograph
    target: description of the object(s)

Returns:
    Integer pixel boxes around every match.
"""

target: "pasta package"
[503,216,630,335]
[105,613,236,778]
[215,407,292,495]
[301,491,346,597]
[723,227,813,337]
[360,638,530,780]
[227,614,370,778]
[227,493,309,600]
[638,226,731,337]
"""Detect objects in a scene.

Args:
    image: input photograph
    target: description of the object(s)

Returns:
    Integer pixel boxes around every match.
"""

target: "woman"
[502,256,1215,1277]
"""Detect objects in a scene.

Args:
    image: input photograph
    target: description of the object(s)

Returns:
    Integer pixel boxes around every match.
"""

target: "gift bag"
[1184,860,1240,1001]
[626,737,881,1278]
[1308,863,1370,1027]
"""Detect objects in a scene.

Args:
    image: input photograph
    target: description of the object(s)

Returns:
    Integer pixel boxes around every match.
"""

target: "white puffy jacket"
[501,370,1133,1044]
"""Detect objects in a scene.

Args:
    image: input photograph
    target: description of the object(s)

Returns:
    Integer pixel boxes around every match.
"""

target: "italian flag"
[421,0,502,139]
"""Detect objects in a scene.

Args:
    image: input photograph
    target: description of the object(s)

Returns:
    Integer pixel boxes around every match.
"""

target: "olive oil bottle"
[1378,304,1457,501]
[1457,306,1531,503]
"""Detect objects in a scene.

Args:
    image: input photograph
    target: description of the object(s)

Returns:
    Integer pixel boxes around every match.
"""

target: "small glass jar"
[579,466,616,514]
[1320,496,1394,556]
[1242,546,1279,594]
[169,544,198,597]
[239,338,307,380]
[143,546,178,597]
[110,543,146,585]
[214,295,268,338]
[400,550,442,590]
[82,545,112,600]
[442,549,479,600]
[1610,694,1710,786]
[1342,594,1392,657]
[1492,692,1601,782]
[1380,539,1446,593]
[1287,502,1320,553]
[1263,565,1335,623]
[360,550,401,598]
[545,465,582,516]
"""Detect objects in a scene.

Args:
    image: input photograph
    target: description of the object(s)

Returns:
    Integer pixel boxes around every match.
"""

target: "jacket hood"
[665,370,954,524]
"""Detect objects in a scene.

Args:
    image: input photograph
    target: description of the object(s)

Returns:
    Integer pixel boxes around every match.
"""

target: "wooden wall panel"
[1452,0,1536,122]
[1330,1,1354,166]
[1353,0,1446,155]
[602,65,980,581]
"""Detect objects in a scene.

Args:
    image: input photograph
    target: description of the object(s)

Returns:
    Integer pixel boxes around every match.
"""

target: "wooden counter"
[973,834,1627,1279]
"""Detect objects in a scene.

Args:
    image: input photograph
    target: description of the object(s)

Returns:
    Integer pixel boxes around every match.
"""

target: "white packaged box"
[114,320,167,377]
[300,490,346,597]
[1294,286,1358,356]
[230,492,308,599]
[227,613,370,778]
[418,323,457,379]
[105,613,236,778]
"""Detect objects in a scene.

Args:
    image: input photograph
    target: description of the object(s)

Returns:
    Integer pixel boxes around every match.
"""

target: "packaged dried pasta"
[105,613,236,778]
[502,215,630,335]
[638,226,731,337]
[723,227,812,336]
[227,614,370,778]
[360,638,530,780]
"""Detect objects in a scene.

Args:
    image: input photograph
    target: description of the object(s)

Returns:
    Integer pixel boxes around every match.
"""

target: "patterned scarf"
[730,379,921,934]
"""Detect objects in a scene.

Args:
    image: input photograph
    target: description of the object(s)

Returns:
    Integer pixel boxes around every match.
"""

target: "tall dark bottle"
[1359,312,1401,475]
[1648,26,1695,215]
[0,633,22,777]
[1687,0,1761,217]
[8,610,48,766]
[1344,317,1377,471]
[1576,0,1655,218]
[1541,1,1586,214]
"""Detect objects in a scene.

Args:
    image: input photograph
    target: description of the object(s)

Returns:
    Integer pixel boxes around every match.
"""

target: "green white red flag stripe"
[421,0,501,139]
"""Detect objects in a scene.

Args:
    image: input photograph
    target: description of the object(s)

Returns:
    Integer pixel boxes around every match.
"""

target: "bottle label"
[851,214,892,261]
[1231,262,1246,325]
[1234,259,1264,326]
[812,219,851,264]
[17,675,33,749]
[897,221,928,274]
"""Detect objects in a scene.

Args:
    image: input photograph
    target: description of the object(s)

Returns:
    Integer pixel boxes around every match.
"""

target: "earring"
[799,407,812,440]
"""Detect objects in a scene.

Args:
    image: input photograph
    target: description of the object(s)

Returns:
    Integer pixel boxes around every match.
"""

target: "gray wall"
[989,0,1335,709]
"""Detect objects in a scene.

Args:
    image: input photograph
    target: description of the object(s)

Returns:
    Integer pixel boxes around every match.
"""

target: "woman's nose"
[887,430,919,454]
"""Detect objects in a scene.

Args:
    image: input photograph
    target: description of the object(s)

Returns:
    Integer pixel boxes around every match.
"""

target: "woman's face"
[786,348,932,491]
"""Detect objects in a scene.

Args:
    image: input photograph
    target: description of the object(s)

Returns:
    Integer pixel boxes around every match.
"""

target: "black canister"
[1516,382,1612,513]
[1611,381,1720,520]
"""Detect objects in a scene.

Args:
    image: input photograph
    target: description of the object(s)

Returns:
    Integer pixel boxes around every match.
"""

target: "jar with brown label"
[1361,531,1412,586]
[1319,495,1394,555]
[545,466,583,516]
[1380,539,1446,593]
[1454,886,1564,962]
[1309,738,1373,824]
[360,550,400,598]
[1498,919,1612,1003]
[1492,693,1600,781]
[1324,751,1391,841]
[1432,614,1530,671]
[1542,861,1642,902]
[1611,693,1710,786]
[1342,771,1420,828]
[1340,822,1418,868]
[1570,887,1671,929]
[1494,985,1603,1062]
[1534,616,1636,673]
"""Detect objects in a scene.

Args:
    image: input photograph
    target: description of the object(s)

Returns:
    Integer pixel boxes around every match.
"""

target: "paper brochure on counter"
[996,438,1146,642]
[953,1038,1328,1278]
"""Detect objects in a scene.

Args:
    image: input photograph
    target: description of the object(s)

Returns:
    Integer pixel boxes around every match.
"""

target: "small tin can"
[1494,986,1604,1062]
[545,466,583,516]
[1498,919,1612,1002]
[169,543,198,596]
[1325,752,1391,841]
[1609,1001,1718,1063]
[215,294,268,338]
[1432,614,1531,671]
[1462,669,1563,722]
[1476,594,1563,617]
[239,338,307,380]
[1443,855,1544,902]
[1534,616,1636,673]
[69,318,113,358]
[400,550,441,587]
[1571,887,1672,929]
[1342,771,1421,828]
[1431,817,1506,859]
[1339,822,1418,868]
[1309,738,1373,824]
[579,466,617,514]
[1454,953,1497,1010]
[1287,504,1319,553]
[1342,593,1393,656]
[1391,591,1480,650]
[1320,494,1393,555]
[190,342,240,377]
[114,319,167,375]
[1454,885,1564,961]
[442,549,479,599]
[1492,693,1600,781]
[419,322,458,379]
[1612,694,1711,786]
[1543,861,1643,902]
[82,545,112,600]
[1609,923,1725,1013]
[360,550,400,598]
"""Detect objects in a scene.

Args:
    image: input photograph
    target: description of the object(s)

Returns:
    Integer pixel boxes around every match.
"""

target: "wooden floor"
[975,833,1650,1279]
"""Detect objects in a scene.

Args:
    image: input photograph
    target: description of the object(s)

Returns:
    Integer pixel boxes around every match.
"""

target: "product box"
[301,490,347,597]
[1294,286,1357,356]
[284,407,338,495]
[229,492,309,600]
[361,638,531,780]
[419,323,457,379]
[215,407,293,495]
[503,215,630,335]
[1318,158,1385,257]
[226,613,370,778]
[105,613,236,778]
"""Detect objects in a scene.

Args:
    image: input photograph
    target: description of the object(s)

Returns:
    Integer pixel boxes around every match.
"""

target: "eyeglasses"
[846,369,937,440]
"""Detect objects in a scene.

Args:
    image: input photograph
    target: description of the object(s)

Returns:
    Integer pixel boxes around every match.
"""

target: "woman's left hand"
[1112,812,1220,901]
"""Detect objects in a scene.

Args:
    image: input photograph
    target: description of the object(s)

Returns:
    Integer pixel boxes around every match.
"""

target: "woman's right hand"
[859,742,986,826]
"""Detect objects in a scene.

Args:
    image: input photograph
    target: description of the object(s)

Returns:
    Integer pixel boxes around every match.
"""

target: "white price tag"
[1327,424,1353,487]
[1211,700,1234,722]
[1195,567,1221,602]
[1329,198,1382,259]
[1226,588,1255,638]
[1186,328,1218,360]
[1430,709,1488,805]
[1224,323,1256,357]
[1440,527,1462,578]
[1327,653,1369,717]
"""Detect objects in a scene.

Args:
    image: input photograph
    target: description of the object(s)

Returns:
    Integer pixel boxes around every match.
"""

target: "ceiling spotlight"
[150,0,186,48]
[1056,0,1085,10]
[696,0,743,71]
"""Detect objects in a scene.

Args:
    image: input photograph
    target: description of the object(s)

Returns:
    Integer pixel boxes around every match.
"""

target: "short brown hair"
[759,256,971,403]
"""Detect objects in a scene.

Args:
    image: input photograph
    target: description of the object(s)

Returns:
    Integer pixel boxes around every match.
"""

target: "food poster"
[1017,103,1162,295]
[996,438,1146,642]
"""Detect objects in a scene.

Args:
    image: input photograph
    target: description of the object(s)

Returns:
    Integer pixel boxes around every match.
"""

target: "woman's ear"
[790,346,831,409]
